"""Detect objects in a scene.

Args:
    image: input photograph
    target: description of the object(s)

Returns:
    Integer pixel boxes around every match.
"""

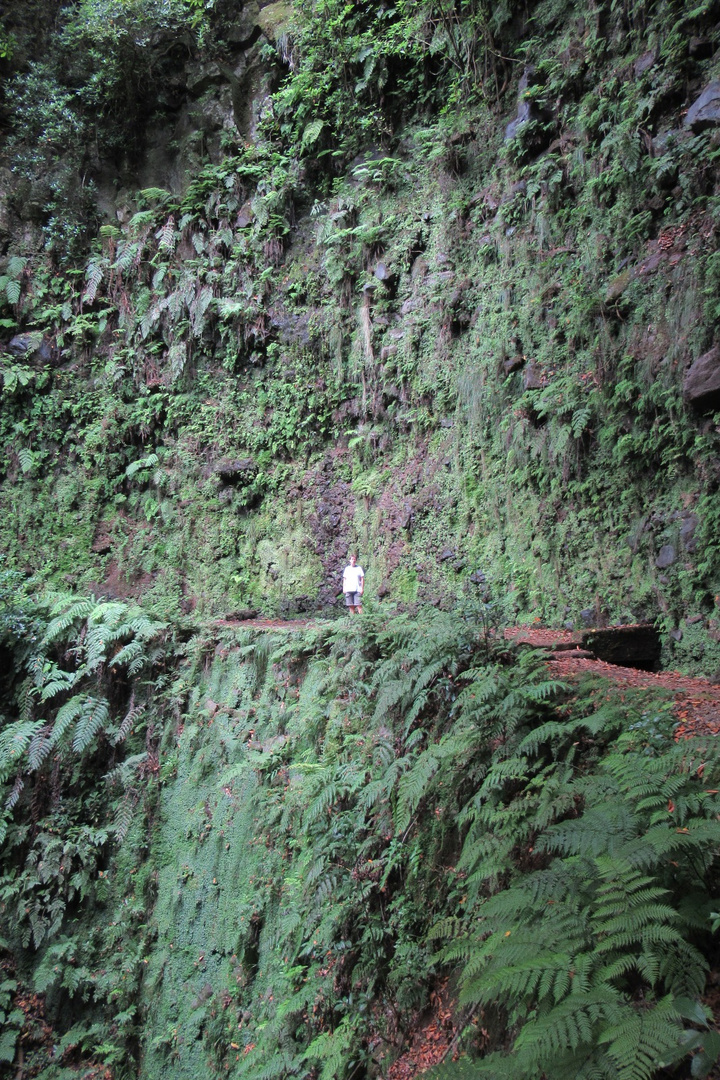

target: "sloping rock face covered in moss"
[0,0,720,670]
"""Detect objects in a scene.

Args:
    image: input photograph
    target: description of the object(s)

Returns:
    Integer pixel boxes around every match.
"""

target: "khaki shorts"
[344,591,362,606]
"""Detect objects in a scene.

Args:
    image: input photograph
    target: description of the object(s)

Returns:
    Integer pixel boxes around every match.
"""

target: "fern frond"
[599,996,685,1080]
[71,696,110,753]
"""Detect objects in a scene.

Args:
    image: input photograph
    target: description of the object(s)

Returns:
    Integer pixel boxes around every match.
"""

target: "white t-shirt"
[343,564,364,593]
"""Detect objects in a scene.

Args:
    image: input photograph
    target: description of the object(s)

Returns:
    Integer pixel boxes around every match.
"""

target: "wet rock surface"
[581,624,662,671]
[684,345,720,411]
[684,81,720,132]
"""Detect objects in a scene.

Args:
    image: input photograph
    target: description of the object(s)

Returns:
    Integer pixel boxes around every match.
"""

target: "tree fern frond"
[48,695,87,748]
[599,996,685,1080]
[72,696,110,753]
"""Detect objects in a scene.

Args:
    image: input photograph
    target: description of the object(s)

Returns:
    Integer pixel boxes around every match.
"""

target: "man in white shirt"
[342,554,365,614]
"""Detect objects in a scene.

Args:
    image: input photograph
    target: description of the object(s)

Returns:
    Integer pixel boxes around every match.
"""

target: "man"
[342,553,365,615]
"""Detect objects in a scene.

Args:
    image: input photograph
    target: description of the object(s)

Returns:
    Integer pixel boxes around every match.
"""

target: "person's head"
[348,553,356,565]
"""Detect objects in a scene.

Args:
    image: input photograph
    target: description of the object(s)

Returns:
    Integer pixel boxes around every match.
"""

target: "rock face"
[655,544,676,569]
[680,514,699,553]
[7,333,56,365]
[582,625,661,671]
[684,81,720,132]
[214,458,258,485]
[683,345,720,411]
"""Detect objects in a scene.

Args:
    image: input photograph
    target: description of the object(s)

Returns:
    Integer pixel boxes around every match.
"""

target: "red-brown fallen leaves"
[550,655,720,737]
[387,983,458,1079]
[6,968,112,1080]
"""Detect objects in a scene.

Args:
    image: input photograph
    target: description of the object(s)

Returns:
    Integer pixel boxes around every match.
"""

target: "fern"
[599,996,688,1080]
[571,405,592,438]
[5,279,21,305]
[155,215,177,253]
[127,209,156,234]
[110,693,139,746]
[72,696,109,753]
[17,447,35,474]
[300,118,325,151]
[125,452,159,479]
[0,720,44,783]
[394,746,442,834]
[83,257,107,305]
[139,187,176,205]
[190,285,214,338]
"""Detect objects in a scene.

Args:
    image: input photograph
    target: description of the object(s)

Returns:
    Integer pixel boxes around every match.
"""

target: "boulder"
[8,332,40,356]
[683,345,720,411]
[7,332,56,366]
[257,2,294,41]
[410,256,428,280]
[605,268,634,303]
[186,61,225,97]
[634,48,657,76]
[214,457,258,485]
[236,202,255,228]
[91,534,112,555]
[684,81,720,132]
[689,36,714,58]
[523,362,543,390]
[655,544,676,569]
[225,607,258,621]
[504,354,524,375]
[680,513,699,553]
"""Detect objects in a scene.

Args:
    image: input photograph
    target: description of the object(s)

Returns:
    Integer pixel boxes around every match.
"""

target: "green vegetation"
[1,0,720,1075]
[1,605,720,1078]
[0,0,718,668]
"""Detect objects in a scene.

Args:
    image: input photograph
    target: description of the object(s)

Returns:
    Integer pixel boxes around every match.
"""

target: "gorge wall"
[1,2,720,1078]
[0,0,718,668]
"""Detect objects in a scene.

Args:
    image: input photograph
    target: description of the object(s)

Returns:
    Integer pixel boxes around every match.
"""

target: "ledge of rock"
[684,345,720,411]
[214,457,258,484]
[506,623,662,671]
[684,81,720,132]
[581,624,661,671]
